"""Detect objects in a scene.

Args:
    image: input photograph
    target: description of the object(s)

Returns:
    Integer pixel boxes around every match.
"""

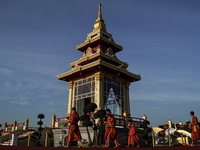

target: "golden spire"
[96,3,103,22]
[93,3,106,32]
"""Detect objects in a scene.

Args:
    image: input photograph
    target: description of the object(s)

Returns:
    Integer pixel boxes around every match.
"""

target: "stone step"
[1,140,11,146]
[1,143,10,146]
[1,131,35,146]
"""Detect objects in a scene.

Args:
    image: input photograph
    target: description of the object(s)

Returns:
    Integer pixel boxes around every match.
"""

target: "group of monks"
[64,107,139,148]
[103,109,139,148]
[63,107,200,148]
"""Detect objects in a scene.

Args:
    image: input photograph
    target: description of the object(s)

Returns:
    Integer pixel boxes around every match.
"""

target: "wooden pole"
[3,122,7,132]
[184,137,187,145]
[27,133,30,146]
[52,114,56,128]
[168,133,171,147]
[25,118,29,131]
[152,132,155,147]
[13,120,17,131]
[45,132,48,147]
[181,134,184,144]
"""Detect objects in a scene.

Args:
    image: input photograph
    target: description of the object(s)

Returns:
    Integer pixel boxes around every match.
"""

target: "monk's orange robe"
[104,113,114,140]
[192,116,200,141]
[67,111,82,142]
[106,118,120,144]
[128,124,139,144]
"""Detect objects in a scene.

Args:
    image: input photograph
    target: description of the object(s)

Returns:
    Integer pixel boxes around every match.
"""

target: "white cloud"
[0,67,12,75]
[9,99,30,105]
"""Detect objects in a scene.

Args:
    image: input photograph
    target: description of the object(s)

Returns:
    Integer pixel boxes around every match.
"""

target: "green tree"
[34,113,45,146]
[80,113,93,145]
[94,109,106,145]
[80,103,106,146]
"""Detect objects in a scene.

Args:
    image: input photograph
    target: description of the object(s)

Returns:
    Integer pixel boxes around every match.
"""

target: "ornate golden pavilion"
[57,4,141,117]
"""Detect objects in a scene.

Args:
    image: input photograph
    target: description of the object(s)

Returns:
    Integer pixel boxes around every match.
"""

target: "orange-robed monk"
[103,109,120,148]
[126,120,139,148]
[104,109,114,140]
[189,111,200,147]
[106,114,120,148]
[64,107,83,148]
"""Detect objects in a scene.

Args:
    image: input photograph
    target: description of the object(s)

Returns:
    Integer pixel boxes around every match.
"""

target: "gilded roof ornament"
[93,3,107,32]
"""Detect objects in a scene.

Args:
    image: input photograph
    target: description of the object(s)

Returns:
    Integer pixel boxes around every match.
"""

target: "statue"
[154,123,177,144]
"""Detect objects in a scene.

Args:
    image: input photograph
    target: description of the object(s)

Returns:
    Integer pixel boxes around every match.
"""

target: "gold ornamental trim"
[76,35,123,52]
[126,82,131,89]
[68,81,73,89]
[94,72,104,81]
[57,59,141,81]
[70,51,128,68]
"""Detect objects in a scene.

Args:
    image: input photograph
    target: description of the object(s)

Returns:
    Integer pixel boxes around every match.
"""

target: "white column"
[125,82,131,117]
[94,72,104,109]
[67,81,73,116]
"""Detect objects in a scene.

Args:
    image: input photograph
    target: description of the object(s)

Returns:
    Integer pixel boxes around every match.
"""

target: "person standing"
[103,109,120,148]
[189,111,200,146]
[103,109,113,147]
[64,107,83,148]
[106,114,120,148]
[126,120,139,148]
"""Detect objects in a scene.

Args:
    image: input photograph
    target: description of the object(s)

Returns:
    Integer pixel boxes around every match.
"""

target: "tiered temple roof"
[57,4,141,82]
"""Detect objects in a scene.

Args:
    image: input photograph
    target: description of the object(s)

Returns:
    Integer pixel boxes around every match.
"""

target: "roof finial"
[93,3,106,32]
[97,3,102,21]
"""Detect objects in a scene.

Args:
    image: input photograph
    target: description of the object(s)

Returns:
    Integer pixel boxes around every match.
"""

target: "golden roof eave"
[70,51,128,68]
[76,32,123,52]
[57,59,141,82]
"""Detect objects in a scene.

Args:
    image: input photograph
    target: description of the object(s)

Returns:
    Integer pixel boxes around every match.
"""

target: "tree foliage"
[83,103,97,114]
[37,120,43,126]
[94,109,106,119]
[38,114,45,119]
[80,114,90,121]
[34,113,45,146]
[80,114,93,127]
[81,103,106,146]
[82,121,93,127]
[38,127,43,132]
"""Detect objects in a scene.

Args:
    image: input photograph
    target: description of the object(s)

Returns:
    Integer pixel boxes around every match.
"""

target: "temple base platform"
[52,127,146,147]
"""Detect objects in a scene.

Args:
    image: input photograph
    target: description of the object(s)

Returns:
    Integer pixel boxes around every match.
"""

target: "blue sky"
[0,0,200,128]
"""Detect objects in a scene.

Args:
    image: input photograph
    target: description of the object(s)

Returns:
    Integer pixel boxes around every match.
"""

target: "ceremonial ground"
[1,146,200,150]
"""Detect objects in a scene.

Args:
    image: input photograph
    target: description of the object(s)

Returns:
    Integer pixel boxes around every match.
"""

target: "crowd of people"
[64,107,139,148]
[63,107,200,148]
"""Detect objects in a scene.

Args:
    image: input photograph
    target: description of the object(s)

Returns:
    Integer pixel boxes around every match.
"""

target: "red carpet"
[1,146,200,150]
